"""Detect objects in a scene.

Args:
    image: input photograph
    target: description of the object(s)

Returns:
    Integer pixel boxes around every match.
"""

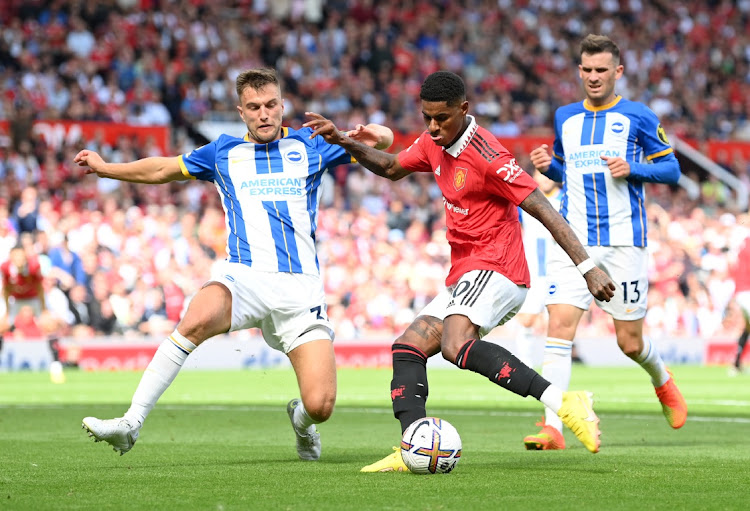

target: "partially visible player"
[305,70,616,471]
[1,245,45,325]
[0,244,63,382]
[523,34,687,451]
[74,68,393,459]
[729,234,750,375]
[513,170,560,368]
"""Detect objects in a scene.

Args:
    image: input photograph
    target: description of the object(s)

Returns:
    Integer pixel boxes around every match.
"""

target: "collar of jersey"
[243,127,289,142]
[583,95,622,112]
[445,115,478,158]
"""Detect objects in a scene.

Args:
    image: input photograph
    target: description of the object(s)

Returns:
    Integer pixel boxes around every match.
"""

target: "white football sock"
[635,337,670,387]
[514,326,536,369]
[292,402,319,433]
[541,337,573,432]
[539,385,563,414]
[124,330,196,426]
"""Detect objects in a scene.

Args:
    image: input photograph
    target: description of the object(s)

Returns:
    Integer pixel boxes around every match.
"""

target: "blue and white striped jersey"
[544,96,680,247]
[519,189,561,279]
[178,127,353,275]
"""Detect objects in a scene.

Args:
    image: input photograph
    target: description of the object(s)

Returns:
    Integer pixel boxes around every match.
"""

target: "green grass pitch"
[1,365,749,510]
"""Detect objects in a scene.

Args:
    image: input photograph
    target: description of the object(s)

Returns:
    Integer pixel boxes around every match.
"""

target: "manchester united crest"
[454,167,467,191]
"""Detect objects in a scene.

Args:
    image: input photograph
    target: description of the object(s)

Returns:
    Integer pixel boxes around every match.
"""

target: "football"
[400,417,462,474]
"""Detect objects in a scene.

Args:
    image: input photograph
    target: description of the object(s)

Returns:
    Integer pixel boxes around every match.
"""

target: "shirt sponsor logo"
[239,177,305,196]
[567,149,621,169]
[496,158,523,182]
[443,198,469,216]
[454,167,467,190]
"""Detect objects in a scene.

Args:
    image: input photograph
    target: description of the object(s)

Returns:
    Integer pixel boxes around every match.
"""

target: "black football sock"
[48,337,60,362]
[455,339,550,399]
[734,329,749,368]
[391,343,429,433]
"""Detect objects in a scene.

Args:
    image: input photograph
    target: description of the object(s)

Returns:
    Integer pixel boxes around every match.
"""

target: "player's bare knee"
[304,394,336,423]
[620,343,641,359]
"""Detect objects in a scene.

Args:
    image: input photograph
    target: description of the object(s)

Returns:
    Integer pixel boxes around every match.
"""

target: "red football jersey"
[1,256,44,299]
[397,117,537,286]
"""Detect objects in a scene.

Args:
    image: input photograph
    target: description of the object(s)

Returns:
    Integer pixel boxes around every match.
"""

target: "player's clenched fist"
[73,150,104,174]
[530,144,552,173]
[583,267,617,302]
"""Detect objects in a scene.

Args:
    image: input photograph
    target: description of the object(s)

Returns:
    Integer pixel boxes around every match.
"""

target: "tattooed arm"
[520,188,616,302]
[304,112,412,181]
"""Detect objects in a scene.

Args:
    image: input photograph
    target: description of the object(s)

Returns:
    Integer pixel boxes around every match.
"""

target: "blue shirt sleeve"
[628,105,681,184]
[543,109,565,183]
[179,141,219,182]
[308,128,355,168]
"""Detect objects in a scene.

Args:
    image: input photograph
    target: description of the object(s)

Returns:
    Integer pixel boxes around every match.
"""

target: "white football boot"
[286,399,321,461]
[82,417,140,455]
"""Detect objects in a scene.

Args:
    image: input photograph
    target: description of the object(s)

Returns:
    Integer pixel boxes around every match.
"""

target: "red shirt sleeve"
[396,132,433,173]
[483,157,537,205]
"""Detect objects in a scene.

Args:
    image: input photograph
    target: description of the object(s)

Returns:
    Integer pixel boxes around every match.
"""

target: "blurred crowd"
[0,0,749,343]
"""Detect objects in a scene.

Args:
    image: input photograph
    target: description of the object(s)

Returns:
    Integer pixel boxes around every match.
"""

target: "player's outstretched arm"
[345,123,394,151]
[73,150,186,184]
[304,112,410,181]
[520,188,616,302]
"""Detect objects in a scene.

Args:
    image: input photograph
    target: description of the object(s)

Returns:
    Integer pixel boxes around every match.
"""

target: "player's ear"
[237,105,245,122]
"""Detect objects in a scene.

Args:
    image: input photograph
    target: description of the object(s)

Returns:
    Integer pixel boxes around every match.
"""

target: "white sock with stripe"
[635,337,670,387]
[124,330,197,426]
[292,402,319,433]
[541,337,574,432]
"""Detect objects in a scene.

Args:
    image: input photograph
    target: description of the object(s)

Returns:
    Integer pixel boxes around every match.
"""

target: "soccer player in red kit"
[305,71,615,470]
[2,245,46,327]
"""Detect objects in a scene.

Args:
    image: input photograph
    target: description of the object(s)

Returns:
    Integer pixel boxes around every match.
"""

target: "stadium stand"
[0,0,748,352]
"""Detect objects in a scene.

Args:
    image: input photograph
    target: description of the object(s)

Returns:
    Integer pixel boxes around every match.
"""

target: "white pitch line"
[2,403,749,423]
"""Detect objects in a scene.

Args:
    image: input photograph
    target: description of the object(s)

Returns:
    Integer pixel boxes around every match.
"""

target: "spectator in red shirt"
[1,244,46,331]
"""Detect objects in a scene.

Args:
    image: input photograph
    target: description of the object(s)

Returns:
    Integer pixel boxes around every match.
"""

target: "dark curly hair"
[420,71,466,107]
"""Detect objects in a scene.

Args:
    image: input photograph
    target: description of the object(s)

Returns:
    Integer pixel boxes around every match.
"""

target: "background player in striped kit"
[523,34,688,451]
[513,170,561,368]
[74,68,393,460]
[305,70,616,471]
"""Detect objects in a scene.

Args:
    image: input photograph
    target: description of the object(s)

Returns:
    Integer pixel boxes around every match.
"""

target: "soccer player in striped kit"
[523,34,688,451]
[74,68,393,460]
[513,170,561,369]
[306,70,616,471]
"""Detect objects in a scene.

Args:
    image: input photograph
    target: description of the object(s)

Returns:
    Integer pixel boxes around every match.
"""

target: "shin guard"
[391,343,429,433]
[455,339,550,399]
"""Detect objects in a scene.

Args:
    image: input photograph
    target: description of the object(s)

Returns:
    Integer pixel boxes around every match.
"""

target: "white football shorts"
[209,260,334,354]
[518,274,548,315]
[419,269,528,338]
[545,244,648,320]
